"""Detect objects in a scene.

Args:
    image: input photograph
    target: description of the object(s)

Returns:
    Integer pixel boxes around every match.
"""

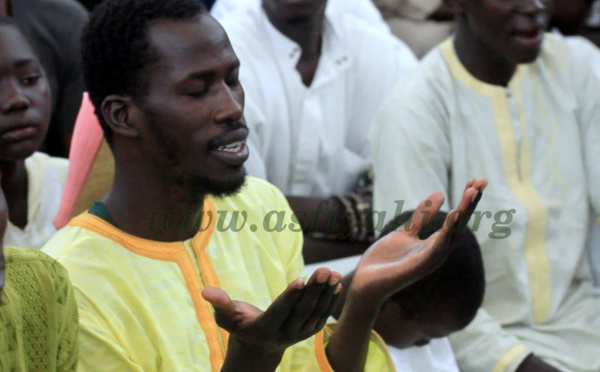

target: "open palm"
[352,179,487,303]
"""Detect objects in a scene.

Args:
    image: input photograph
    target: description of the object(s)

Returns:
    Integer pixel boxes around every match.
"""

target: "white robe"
[370,35,600,372]
[5,152,68,249]
[218,2,418,197]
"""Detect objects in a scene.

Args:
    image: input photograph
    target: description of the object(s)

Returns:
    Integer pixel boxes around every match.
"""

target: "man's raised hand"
[202,268,342,371]
[350,178,487,304]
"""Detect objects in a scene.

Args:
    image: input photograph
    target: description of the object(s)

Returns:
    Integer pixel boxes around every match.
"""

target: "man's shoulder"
[41,220,122,265]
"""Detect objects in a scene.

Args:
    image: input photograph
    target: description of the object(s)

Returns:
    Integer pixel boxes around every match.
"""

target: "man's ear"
[101,95,141,139]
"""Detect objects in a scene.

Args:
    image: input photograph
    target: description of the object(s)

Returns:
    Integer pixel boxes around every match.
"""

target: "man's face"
[463,0,551,64]
[262,0,327,24]
[0,25,51,163]
[130,15,248,196]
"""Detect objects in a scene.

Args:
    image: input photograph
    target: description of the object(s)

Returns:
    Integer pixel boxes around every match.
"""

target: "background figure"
[217,0,418,263]
[371,0,600,370]
[372,0,455,58]
[211,0,390,33]
[1,0,87,157]
[0,19,78,364]
[0,15,68,249]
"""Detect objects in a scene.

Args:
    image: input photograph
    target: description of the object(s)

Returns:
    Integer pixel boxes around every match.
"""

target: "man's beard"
[146,116,247,199]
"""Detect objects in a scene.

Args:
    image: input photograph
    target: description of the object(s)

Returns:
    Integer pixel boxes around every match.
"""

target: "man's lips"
[0,124,38,142]
[511,28,544,47]
[209,127,249,150]
[209,127,250,166]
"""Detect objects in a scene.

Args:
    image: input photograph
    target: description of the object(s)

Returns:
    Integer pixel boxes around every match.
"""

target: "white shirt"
[5,152,68,249]
[305,255,460,372]
[219,3,418,197]
[212,0,390,34]
[371,35,600,372]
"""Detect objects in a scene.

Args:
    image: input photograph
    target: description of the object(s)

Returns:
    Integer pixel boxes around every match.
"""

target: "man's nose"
[213,82,243,124]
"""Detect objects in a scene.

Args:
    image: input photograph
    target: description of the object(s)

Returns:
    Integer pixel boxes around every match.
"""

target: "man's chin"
[197,170,248,199]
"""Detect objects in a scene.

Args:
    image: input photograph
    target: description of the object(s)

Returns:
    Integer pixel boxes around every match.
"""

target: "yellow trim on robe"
[441,40,552,323]
[45,177,393,371]
[492,345,529,372]
[68,202,227,372]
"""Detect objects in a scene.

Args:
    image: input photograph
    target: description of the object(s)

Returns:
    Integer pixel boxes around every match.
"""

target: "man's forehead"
[148,15,233,59]
[146,15,237,76]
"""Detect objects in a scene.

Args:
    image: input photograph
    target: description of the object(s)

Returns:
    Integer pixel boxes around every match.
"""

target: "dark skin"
[0,0,73,155]
[0,25,52,230]
[0,170,8,302]
[447,1,560,370]
[450,0,551,86]
[262,0,372,261]
[550,0,595,35]
[101,15,343,370]
[100,12,488,371]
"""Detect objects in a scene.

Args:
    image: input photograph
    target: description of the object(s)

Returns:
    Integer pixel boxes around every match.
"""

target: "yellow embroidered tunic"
[43,177,392,372]
[371,35,600,372]
[0,247,78,371]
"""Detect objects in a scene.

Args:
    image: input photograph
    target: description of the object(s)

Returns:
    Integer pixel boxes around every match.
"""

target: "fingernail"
[317,271,329,284]
[334,283,342,295]
[295,278,305,289]
[328,276,340,286]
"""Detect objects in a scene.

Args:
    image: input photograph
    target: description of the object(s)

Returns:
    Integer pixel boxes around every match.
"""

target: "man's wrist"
[221,338,284,372]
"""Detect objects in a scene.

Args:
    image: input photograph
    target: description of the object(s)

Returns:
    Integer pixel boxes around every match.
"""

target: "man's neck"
[453,22,516,87]
[102,160,207,243]
[0,160,28,228]
[264,6,324,86]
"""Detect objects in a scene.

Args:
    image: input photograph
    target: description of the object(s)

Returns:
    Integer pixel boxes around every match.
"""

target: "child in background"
[0,15,68,249]
[333,211,485,371]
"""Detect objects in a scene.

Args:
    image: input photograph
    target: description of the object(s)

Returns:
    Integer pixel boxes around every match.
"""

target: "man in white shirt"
[371,0,600,371]
[211,0,390,33]
[217,0,418,262]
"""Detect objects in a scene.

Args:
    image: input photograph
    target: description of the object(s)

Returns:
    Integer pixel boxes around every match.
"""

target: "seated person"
[332,211,485,372]
[211,0,389,33]
[42,0,486,370]
[216,0,418,262]
[0,175,78,369]
[371,0,600,370]
[0,15,68,249]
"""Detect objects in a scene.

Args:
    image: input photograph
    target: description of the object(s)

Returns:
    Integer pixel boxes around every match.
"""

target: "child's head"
[0,15,51,163]
[373,211,485,348]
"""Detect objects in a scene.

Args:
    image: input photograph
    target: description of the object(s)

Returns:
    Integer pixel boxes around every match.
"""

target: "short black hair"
[80,0,207,143]
[383,211,485,328]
